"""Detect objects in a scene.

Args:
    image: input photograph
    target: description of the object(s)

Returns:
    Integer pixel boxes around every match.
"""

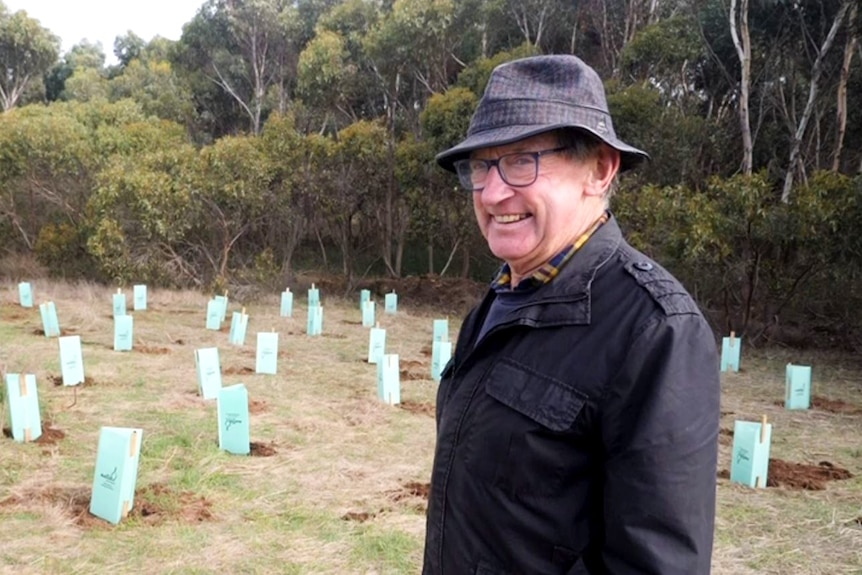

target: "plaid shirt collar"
[490,212,609,292]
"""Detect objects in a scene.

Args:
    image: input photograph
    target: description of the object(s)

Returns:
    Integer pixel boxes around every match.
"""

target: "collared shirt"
[490,212,610,293]
[475,212,609,346]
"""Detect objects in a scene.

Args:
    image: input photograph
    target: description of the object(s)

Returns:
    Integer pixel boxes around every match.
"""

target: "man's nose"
[479,165,512,204]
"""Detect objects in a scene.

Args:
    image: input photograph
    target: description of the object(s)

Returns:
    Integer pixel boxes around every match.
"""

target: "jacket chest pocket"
[461,358,589,496]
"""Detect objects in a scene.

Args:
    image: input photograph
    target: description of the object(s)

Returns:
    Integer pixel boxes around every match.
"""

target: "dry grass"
[1,279,862,573]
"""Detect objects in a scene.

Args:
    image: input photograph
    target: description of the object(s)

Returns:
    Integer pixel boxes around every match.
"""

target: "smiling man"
[422,55,720,574]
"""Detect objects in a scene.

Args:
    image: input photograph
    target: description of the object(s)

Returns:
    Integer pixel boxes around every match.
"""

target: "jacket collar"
[478,214,623,329]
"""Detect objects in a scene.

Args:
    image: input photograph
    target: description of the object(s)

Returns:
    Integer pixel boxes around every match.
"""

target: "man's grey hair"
[554,128,619,204]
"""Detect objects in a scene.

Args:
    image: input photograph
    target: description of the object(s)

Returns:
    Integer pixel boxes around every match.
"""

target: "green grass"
[1,280,862,574]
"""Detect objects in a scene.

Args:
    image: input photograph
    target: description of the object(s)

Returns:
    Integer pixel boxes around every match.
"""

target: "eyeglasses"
[452,146,569,191]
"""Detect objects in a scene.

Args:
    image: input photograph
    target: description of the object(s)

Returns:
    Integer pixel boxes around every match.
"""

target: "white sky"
[4,0,205,64]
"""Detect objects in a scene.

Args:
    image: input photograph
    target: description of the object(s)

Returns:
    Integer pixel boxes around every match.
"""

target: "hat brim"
[436,124,649,174]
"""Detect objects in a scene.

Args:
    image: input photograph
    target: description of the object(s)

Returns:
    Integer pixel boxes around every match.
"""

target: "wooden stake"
[121,500,130,518]
[730,331,736,347]
[129,430,138,457]
[24,427,31,442]
[117,288,121,294]
[755,476,762,488]
[19,378,27,397]
[760,415,768,443]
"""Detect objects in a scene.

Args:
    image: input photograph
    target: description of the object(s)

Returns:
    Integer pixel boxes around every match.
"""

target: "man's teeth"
[494,214,527,223]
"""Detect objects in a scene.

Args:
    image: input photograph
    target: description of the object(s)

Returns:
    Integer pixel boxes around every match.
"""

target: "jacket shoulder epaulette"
[623,258,701,316]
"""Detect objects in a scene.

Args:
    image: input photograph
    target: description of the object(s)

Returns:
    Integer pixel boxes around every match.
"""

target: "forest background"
[0,0,860,350]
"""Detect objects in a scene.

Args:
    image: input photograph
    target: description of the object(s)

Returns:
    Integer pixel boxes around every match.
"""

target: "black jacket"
[423,216,720,575]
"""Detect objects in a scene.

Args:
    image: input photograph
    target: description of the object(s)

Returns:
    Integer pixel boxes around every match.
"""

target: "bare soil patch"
[0,483,214,528]
[35,426,66,445]
[400,359,428,381]
[138,345,171,355]
[419,345,432,357]
[32,328,76,336]
[767,459,853,490]
[50,375,97,387]
[322,333,347,340]
[717,459,853,490]
[341,320,362,326]
[342,511,375,522]
[718,427,734,446]
[250,441,277,457]
[399,400,435,417]
[248,399,268,414]
[224,366,255,375]
[772,396,862,414]
[812,396,862,415]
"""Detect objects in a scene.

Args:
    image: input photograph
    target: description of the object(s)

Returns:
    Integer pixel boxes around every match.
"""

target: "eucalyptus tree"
[44,40,106,101]
[174,0,300,136]
[0,4,60,110]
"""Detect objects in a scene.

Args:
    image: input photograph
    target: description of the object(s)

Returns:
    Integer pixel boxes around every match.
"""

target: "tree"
[173,0,299,136]
[781,0,852,201]
[44,40,106,101]
[0,7,60,110]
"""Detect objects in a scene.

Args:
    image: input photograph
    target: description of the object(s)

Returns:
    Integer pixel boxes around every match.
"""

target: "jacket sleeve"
[596,313,719,574]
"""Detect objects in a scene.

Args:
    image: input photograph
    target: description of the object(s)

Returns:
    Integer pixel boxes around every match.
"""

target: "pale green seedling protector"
[255,332,279,374]
[229,309,249,346]
[133,285,147,311]
[40,301,60,338]
[214,294,229,322]
[360,289,370,310]
[206,299,222,330]
[785,364,812,410]
[367,326,386,364]
[730,417,772,488]
[432,340,453,382]
[720,332,741,372]
[432,318,449,343]
[384,291,398,314]
[112,289,126,318]
[59,335,84,386]
[362,300,375,328]
[18,282,33,308]
[89,427,143,525]
[194,347,222,400]
[280,288,293,318]
[308,284,320,308]
[114,315,134,351]
[218,384,250,455]
[5,374,42,442]
[377,353,400,405]
[306,305,323,336]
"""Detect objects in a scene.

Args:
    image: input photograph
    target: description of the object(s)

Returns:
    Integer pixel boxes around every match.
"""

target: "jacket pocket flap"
[484,358,587,432]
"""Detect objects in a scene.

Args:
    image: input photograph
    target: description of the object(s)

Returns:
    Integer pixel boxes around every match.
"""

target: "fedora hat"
[436,54,649,173]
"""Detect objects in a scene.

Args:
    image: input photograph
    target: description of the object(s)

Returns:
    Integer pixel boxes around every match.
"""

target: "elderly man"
[422,55,720,574]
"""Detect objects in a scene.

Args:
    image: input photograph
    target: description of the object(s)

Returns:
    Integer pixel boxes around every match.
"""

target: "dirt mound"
[0,483,214,527]
[138,345,171,355]
[400,359,429,381]
[342,511,375,522]
[2,425,64,444]
[399,400,435,417]
[811,396,862,415]
[250,441,277,457]
[223,366,254,375]
[718,459,853,490]
[32,328,76,336]
[50,375,96,387]
[249,399,268,414]
[767,459,853,490]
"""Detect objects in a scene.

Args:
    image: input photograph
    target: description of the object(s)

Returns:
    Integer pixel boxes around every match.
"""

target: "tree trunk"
[729,0,753,176]
[782,1,851,202]
[428,241,434,275]
[460,245,471,278]
[832,3,857,173]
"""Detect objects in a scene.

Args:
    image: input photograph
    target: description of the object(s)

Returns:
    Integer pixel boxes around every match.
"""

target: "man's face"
[471,132,610,277]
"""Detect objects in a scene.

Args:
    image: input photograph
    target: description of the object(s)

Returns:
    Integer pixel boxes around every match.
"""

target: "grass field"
[1,280,861,574]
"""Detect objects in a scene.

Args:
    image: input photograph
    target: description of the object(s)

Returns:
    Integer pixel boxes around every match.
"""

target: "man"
[423,55,720,574]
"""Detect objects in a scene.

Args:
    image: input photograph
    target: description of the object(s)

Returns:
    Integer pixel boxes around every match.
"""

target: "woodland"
[0,0,860,348]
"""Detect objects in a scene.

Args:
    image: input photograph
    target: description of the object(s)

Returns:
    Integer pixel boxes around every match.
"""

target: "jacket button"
[634,261,653,271]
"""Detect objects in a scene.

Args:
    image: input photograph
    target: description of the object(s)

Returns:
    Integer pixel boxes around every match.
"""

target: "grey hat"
[436,54,649,173]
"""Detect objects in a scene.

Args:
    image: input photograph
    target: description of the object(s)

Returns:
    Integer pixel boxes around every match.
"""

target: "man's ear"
[584,145,621,197]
